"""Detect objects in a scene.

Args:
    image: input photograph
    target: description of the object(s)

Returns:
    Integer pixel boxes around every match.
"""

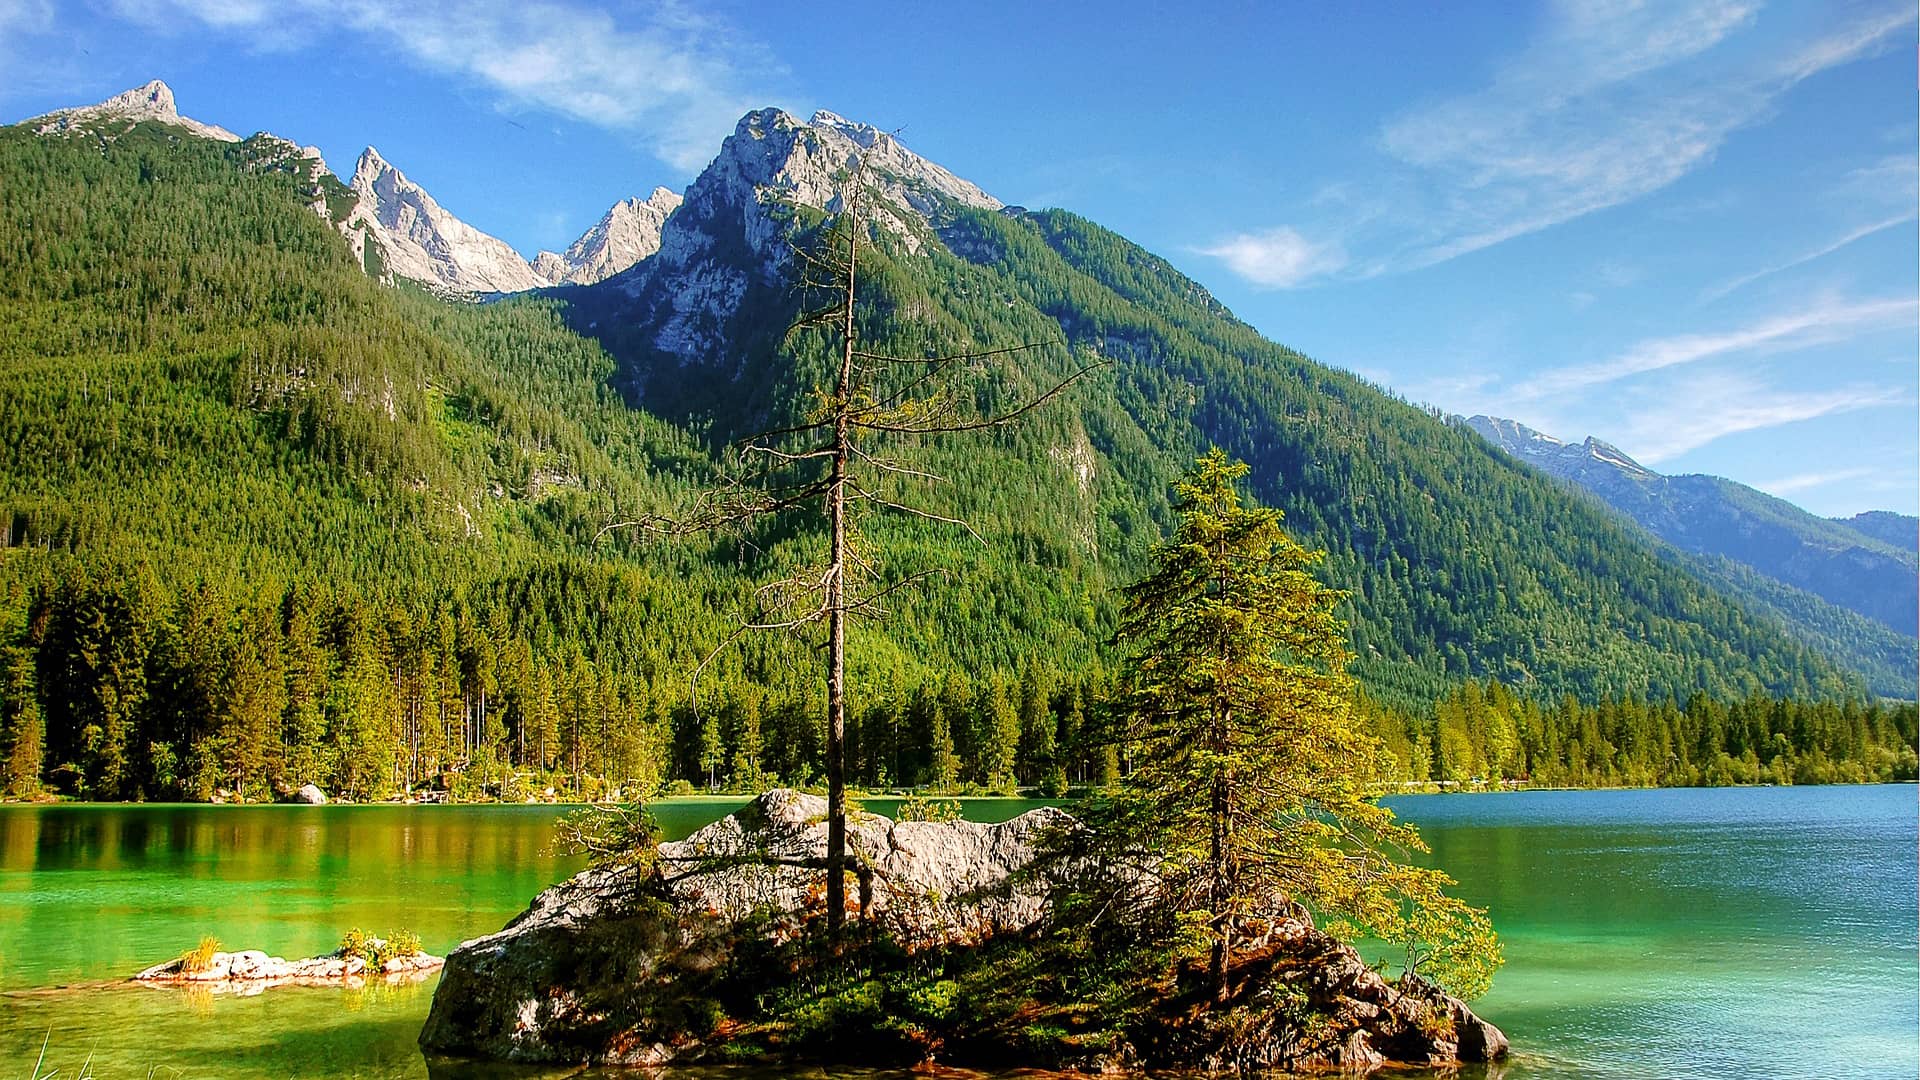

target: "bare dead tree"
[613,155,1102,936]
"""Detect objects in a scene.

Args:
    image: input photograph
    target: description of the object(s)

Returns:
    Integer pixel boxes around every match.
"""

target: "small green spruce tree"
[1111,449,1500,1001]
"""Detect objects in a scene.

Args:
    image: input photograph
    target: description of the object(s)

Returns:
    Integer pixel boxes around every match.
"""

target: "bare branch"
[847,442,951,484]
[592,516,673,543]
[842,568,948,615]
[732,416,836,447]
[855,360,1108,435]
[846,484,987,544]
[687,623,755,731]
[741,442,839,464]
[852,341,1052,366]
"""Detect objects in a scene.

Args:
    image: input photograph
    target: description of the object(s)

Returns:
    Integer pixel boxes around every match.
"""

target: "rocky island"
[135,938,442,993]
[421,790,1506,1073]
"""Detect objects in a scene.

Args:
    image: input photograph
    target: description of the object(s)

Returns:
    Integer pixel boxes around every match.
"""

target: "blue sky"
[4,0,1914,516]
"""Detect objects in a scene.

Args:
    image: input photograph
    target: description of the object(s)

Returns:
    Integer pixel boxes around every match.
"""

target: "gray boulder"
[421,790,1067,1062]
[1242,932,1512,1070]
[657,788,1067,945]
[280,783,327,805]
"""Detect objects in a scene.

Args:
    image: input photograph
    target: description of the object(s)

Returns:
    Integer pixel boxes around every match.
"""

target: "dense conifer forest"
[0,119,1910,803]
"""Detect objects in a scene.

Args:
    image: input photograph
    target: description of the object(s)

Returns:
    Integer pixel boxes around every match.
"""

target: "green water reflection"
[1,787,1912,1079]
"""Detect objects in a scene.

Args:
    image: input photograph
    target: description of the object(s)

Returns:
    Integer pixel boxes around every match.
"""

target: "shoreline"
[0,779,1911,808]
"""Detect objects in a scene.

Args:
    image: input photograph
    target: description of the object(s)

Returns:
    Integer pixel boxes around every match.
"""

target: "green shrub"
[904,978,961,1022]
[340,927,423,969]
[549,802,661,865]
[896,796,962,822]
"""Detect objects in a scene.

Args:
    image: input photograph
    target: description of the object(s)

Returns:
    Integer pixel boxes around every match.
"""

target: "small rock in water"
[133,942,442,993]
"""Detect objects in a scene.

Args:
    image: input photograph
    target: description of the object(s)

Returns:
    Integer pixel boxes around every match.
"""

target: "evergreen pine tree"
[1109,450,1501,1000]
[1,646,44,797]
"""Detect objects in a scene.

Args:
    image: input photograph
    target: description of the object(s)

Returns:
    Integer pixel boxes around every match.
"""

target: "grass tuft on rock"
[180,936,221,974]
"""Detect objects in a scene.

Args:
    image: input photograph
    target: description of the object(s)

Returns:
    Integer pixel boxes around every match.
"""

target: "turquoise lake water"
[0,786,1912,1078]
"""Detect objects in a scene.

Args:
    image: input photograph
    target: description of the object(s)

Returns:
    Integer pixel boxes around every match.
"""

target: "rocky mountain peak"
[1579,436,1653,478]
[1467,415,1563,454]
[28,78,239,143]
[109,79,176,116]
[808,109,887,147]
[1468,415,1656,481]
[346,145,548,295]
[354,145,391,179]
[695,106,999,249]
[533,186,684,286]
[615,105,1006,367]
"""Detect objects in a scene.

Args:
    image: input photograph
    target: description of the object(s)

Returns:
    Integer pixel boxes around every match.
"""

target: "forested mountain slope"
[565,108,1874,705]
[0,104,1899,802]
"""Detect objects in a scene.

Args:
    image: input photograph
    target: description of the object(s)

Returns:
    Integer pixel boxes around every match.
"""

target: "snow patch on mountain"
[1583,438,1652,478]
[28,79,239,143]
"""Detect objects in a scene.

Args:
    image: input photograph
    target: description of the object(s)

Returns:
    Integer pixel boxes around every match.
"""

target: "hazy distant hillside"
[1468,416,1919,644]
[1834,510,1919,553]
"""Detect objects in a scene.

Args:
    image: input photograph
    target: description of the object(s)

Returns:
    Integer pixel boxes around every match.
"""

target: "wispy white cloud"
[1615,372,1906,463]
[1701,213,1916,302]
[107,0,777,170]
[1775,5,1918,81]
[1194,227,1346,289]
[0,0,54,81]
[1757,466,1878,496]
[1835,152,1920,216]
[1201,2,1915,288]
[1378,2,1913,274]
[1395,287,1916,464]
[1513,294,1916,399]
[0,0,51,29]
[1595,259,1642,288]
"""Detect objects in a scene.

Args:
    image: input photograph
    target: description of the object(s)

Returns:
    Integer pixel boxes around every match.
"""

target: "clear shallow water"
[0,787,1912,1079]
[1389,785,1920,1079]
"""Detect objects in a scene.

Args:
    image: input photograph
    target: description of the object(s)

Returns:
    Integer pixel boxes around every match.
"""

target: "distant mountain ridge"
[1834,510,1919,553]
[1466,415,1919,638]
[551,104,1900,699]
[28,81,677,295]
